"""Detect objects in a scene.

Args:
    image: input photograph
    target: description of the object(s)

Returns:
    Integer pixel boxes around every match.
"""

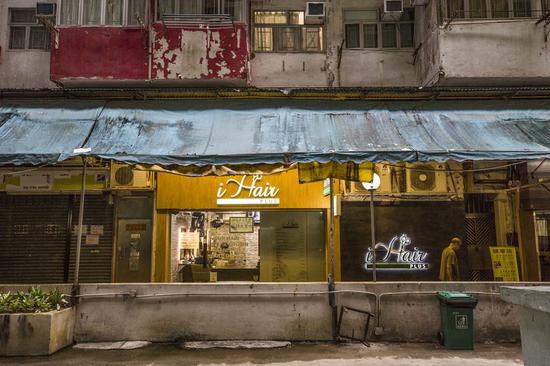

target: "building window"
[253,11,323,52]
[157,0,243,21]
[8,9,49,50]
[344,9,414,50]
[445,0,534,18]
[128,0,146,25]
[60,0,147,25]
[105,0,124,25]
[83,0,102,25]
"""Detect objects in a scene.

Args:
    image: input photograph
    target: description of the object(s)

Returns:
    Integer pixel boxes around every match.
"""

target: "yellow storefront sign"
[489,246,520,282]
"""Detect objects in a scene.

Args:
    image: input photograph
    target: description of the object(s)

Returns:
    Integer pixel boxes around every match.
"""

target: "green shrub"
[0,287,70,314]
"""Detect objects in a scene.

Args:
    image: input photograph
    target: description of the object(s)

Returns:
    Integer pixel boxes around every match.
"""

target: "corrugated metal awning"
[1,99,550,168]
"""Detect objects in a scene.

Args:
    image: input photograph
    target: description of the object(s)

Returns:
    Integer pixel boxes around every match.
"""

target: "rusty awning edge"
[1,99,549,169]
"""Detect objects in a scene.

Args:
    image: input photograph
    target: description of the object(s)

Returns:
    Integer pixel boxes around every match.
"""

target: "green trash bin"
[437,291,478,350]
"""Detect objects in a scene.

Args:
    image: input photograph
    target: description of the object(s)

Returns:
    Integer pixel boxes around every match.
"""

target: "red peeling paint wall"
[152,23,248,81]
[50,22,248,84]
[50,27,149,82]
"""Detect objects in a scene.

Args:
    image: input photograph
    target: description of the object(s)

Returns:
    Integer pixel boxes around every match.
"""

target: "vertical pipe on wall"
[370,189,377,282]
[74,157,87,286]
[147,0,154,82]
[328,177,337,339]
[63,195,75,283]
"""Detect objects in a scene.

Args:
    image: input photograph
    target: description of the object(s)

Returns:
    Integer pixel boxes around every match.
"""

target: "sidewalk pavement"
[0,342,523,366]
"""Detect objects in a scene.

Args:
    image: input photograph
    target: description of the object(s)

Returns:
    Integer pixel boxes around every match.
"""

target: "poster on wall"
[489,246,520,281]
[340,201,467,281]
[229,217,254,233]
[178,230,200,250]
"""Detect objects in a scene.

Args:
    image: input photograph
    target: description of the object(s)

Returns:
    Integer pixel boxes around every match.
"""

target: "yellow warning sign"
[489,246,520,282]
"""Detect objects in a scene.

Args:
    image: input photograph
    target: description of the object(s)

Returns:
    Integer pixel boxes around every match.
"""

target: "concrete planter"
[0,307,75,356]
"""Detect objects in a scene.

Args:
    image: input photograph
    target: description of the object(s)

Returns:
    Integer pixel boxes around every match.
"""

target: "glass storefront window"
[170,210,326,282]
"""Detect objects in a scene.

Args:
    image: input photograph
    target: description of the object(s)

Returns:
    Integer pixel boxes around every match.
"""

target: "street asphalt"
[0,342,523,366]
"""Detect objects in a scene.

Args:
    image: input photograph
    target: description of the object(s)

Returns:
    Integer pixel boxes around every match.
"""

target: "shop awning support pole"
[74,157,87,288]
[370,189,377,282]
[328,177,337,339]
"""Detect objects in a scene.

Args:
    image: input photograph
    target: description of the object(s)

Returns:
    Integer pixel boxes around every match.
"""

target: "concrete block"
[0,307,74,356]
[501,286,550,366]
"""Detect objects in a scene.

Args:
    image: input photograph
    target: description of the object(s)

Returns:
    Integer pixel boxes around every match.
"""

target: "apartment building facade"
[2,0,548,89]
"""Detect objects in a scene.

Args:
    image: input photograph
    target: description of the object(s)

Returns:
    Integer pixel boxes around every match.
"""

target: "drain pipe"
[73,156,87,286]
[328,178,337,339]
[71,154,88,301]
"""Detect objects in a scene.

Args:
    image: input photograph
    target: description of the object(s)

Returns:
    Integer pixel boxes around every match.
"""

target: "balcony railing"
[161,14,235,28]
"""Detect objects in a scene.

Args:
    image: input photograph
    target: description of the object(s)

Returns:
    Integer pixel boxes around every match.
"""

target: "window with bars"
[344,9,414,50]
[446,0,534,18]
[59,0,147,25]
[8,8,50,50]
[253,11,323,52]
[157,0,243,20]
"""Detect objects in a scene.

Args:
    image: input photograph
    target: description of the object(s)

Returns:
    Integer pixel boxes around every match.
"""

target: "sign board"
[0,170,108,192]
[229,217,254,233]
[489,246,520,281]
[216,175,280,206]
[364,234,430,271]
[341,201,466,281]
[323,178,331,196]
[178,230,200,250]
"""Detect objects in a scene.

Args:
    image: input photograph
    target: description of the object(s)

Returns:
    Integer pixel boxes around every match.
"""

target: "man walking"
[439,237,462,281]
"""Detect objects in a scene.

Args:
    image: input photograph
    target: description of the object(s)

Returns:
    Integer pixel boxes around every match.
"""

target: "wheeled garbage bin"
[437,291,478,350]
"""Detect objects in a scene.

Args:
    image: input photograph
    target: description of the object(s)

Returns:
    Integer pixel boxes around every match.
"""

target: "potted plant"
[0,287,74,356]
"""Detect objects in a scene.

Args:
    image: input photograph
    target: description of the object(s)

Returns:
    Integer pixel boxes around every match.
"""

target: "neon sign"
[216,175,280,205]
[364,234,429,270]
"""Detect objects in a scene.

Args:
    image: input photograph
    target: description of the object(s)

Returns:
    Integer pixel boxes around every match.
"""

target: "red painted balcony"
[50,1,248,87]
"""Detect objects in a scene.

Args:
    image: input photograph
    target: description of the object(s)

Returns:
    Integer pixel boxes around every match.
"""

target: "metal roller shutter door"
[0,194,114,284]
[67,195,114,283]
[0,194,70,284]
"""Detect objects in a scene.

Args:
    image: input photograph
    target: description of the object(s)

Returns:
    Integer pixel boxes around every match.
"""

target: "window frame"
[443,0,539,19]
[343,9,415,50]
[252,10,325,53]
[156,0,244,21]
[57,0,148,26]
[8,8,50,51]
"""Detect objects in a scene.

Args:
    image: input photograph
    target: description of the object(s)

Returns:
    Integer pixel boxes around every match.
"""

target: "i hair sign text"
[216,175,280,205]
[364,234,430,270]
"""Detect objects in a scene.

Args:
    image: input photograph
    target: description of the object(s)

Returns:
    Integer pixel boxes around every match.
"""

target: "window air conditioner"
[305,2,326,24]
[384,0,404,13]
[110,163,153,190]
[36,3,56,16]
[306,2,326,16]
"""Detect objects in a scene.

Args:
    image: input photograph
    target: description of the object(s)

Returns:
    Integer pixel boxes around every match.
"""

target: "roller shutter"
[0,194,70,283]
[67,195,114,283]
[0,193,113,284]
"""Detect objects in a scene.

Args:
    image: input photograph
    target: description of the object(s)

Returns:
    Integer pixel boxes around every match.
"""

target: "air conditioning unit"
[305,2,325,24]
[110,163,153,190]
[346,164,394,194]
[36,3,56,16]
[384,0,404,12]
[406,162,448,194]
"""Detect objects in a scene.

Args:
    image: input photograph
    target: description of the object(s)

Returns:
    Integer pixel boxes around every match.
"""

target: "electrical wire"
[380,160,526,173]
[1,163,52,176]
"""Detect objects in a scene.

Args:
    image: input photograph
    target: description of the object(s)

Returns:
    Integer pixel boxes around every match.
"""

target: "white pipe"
[73,157,87,286]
